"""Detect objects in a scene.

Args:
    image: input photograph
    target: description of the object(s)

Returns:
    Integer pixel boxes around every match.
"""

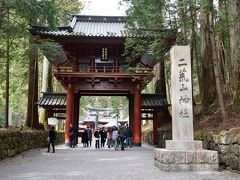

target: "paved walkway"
[0,143,240,180]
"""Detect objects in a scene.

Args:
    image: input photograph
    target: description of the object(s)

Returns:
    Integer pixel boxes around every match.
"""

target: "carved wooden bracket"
[108,78,123,87]
[86,78,100,87]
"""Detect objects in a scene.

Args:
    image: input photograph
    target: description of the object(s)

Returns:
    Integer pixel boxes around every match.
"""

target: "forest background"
[0,0,239,132]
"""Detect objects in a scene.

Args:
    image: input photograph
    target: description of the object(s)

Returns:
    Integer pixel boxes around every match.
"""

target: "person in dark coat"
[87,127,92,147]
[100,128,107,148]
[82,129,88,147]
[118,125,127,150]
[126,125,132,148]
[69,123,75,149]
[47,125,56,153]
[94,129,100,149]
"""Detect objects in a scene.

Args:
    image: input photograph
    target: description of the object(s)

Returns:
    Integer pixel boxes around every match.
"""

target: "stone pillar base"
[154,141,219,171]
[166,140,203,150]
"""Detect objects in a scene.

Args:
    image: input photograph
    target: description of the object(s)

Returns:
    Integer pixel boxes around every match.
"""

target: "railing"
[54,65,152,74]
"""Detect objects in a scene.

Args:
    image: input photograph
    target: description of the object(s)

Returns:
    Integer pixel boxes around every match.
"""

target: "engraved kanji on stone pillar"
[170,46,193,141]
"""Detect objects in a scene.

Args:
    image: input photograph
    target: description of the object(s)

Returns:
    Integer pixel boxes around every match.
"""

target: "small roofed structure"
[37,93,66,120]
[141,94,169,110]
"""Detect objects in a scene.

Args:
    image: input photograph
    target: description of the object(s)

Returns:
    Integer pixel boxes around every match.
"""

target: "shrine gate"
[31,15,169,146]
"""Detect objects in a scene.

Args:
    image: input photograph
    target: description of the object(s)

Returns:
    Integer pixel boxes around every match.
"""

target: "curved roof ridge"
[69,14,126,23]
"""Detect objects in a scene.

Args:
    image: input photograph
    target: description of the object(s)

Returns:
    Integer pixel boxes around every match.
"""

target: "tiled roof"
[30,15,129,38]
[37,93,169,109]
[37,93,66,108]
[141,94,169,109]
[82,115,96,122]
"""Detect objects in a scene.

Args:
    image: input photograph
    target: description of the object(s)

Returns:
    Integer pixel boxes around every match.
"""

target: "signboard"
[48,117,57,125]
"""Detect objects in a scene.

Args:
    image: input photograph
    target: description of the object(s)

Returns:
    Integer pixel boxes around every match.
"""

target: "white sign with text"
[48,117,57,125]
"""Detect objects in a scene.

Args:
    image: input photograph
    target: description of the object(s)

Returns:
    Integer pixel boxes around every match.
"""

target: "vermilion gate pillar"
[132,83,141,146]
[65,84,74,144]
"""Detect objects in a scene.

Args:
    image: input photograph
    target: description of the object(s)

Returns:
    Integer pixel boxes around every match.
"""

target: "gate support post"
[74,94,80,145]
[128,95,134,133]
[153,111,158,145]
[65,84,74,145]
[132,83,141,146]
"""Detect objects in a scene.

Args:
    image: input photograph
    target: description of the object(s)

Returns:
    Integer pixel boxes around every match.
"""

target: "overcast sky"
[81,0,127,16]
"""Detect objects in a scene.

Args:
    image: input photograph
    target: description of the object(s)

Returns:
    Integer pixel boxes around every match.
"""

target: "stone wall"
[0,130,64,160]
[195,131,240,171]
[143,130,240,172]
[142,129,172,147]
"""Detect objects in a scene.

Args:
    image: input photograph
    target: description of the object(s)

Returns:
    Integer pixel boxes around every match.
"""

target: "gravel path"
[0,143,239,180]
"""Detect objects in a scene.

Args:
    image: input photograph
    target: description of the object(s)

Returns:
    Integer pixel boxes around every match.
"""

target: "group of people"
[93,128,107,148]
[81,127,93,147]
[46,123,133,153]
[94,124,132,151]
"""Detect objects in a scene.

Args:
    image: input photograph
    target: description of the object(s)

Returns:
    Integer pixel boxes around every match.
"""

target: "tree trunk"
[218,0,231,98]
[190,0,202,107]
[26,36,39,129]
[200,0,216,111]
[5,13,10,128]
[228,0,240,105]
[39,56,52,127]
[177,0,188,44]
[209,7,228,121]
[155,60,171,126]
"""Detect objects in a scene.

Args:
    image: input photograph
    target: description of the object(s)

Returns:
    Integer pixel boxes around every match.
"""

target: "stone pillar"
[65,84,74,144]
[15,113,21,128]
[132,83,141,146]
[95,114,99,130]
[170,46,193,141]
[8,111,13,128]
[153,111,158,145]
[154,46,219,171]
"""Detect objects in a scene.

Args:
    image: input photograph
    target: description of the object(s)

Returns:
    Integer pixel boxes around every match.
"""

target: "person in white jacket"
[112,126,119,150]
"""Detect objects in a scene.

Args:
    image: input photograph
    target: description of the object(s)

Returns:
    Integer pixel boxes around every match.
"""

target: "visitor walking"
[87,127,92,147]
[126,125,132,148]
[119,124,127,150]
[47,125,56,153]
[82,129,88,147]
[69,123,75,149]
[100,128,107,148]
[94,129,100,149]
[107,128,113,148]
[112,126,119,150]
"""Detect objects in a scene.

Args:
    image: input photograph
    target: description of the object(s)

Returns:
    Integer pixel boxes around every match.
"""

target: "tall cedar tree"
[200,0,216,111]
[124,0,174,125]
[39,0,82,127]
[228,0,240,105]
[15,0,59,129]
